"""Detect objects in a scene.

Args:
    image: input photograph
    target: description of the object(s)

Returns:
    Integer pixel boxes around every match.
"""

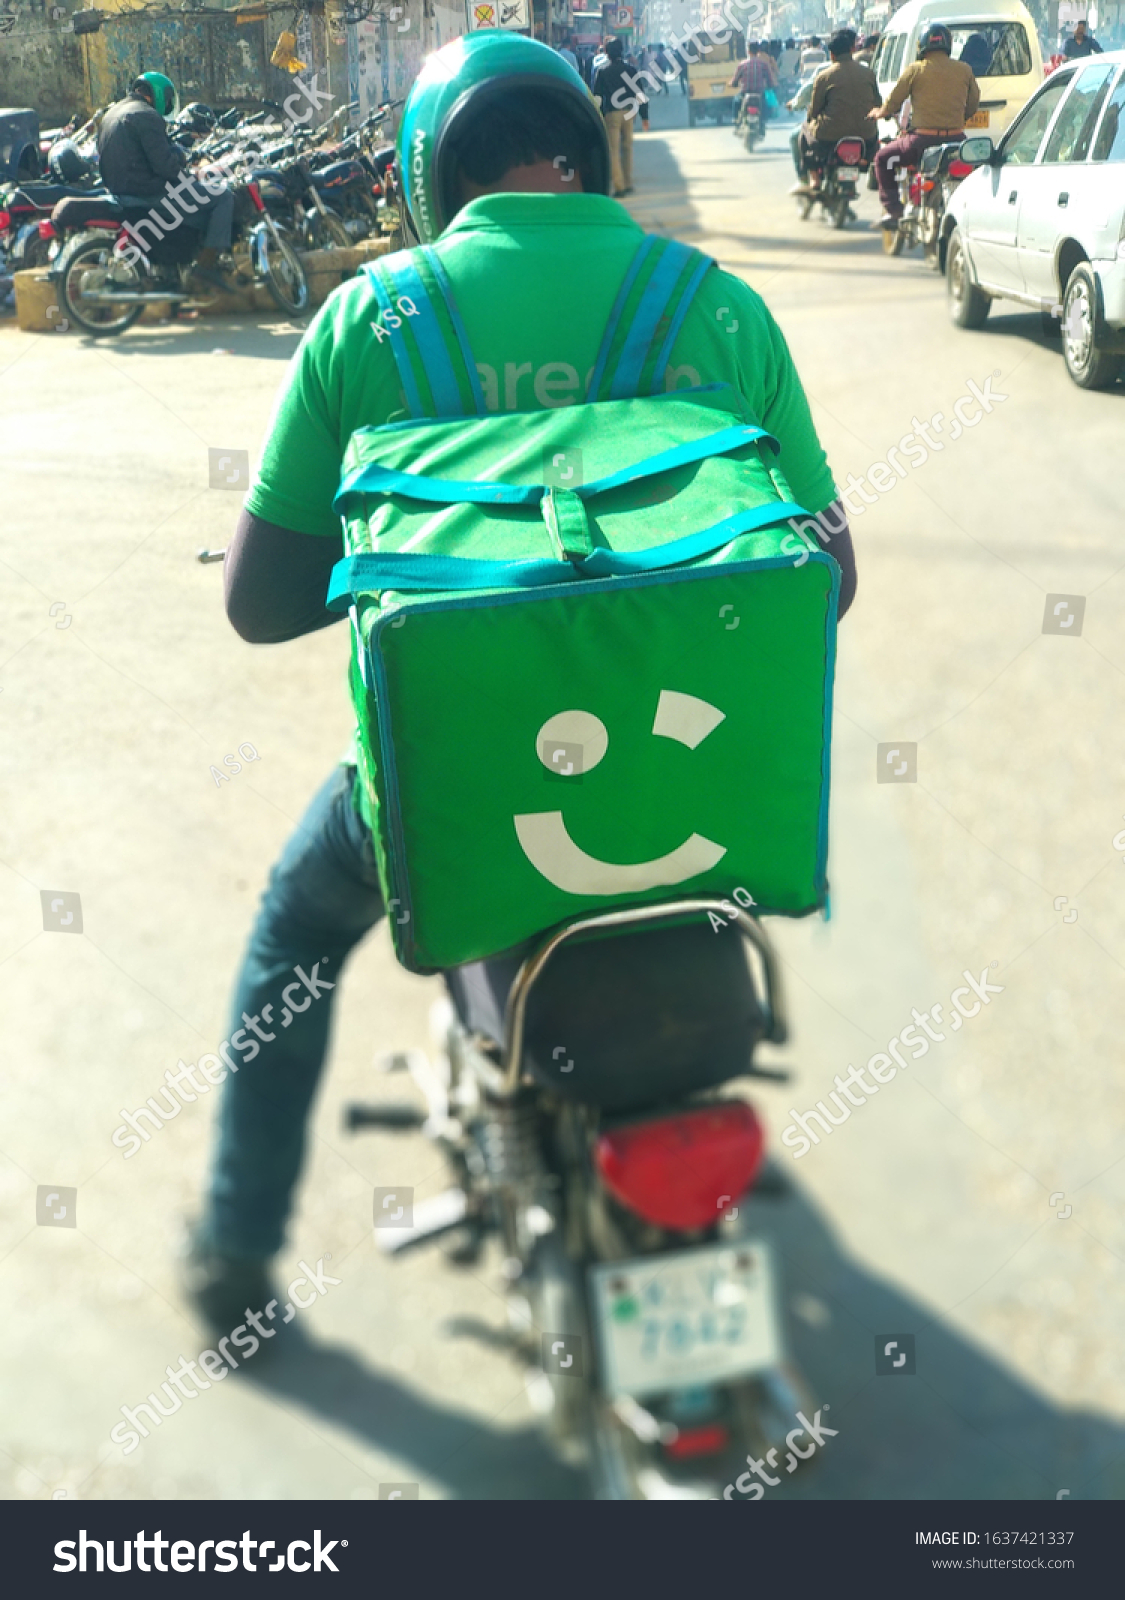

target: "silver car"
[942,50,1125,388]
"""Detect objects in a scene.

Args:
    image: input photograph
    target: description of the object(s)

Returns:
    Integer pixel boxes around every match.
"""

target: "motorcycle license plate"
[589,1240,782,1400]
[966,110,989,128]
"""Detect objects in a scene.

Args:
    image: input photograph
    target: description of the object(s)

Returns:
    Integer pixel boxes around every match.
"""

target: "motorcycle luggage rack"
[499,897,788,1098]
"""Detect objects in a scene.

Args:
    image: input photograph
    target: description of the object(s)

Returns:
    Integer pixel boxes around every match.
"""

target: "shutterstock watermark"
[781,374,1008,567]
[780,966,1004,1159]
[111,960,334,1157]
[108,1256,341,1457]
[723,1406,838,1498]
[611,0,767,118]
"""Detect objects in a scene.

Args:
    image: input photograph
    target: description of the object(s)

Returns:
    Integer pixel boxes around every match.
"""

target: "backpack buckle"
[541,486,593,568]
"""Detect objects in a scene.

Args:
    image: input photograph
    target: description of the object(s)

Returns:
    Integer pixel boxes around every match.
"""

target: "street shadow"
[962,307,1124,390]
[226,1177,1125,1500]
[234,1331,588,1501]
[75,315,310,360]
[738,1179,1125,1500]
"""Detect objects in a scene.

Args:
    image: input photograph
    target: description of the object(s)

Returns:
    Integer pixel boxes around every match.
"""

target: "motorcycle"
[348,898,813,1500]
[733,92,765,154]
[795,136,870,230]
[880,138,976,267]
[0,172,103,272]
[48,170,308,337]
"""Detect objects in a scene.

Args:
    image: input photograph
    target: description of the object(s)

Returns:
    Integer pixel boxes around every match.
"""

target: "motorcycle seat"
[51,194,129,229]
[920,140,965,176]
[444,920,767,1115]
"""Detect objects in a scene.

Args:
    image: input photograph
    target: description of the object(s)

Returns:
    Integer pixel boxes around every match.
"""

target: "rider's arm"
[878,62,918,120]
[809,68,831,118]
[136,107,187,181]
[224,511,344,642]
[964,67,981,119]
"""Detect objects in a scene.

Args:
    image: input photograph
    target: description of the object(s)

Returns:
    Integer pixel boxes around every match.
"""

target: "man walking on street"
[593,36,636,196]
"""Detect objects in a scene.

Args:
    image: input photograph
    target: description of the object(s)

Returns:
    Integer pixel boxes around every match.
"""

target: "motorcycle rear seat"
[51,194,128,229]
[920,140,966,176]
[445,920,767,1115]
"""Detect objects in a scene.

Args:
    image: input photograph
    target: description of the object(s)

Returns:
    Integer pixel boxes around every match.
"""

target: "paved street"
[2,97,1124,1502]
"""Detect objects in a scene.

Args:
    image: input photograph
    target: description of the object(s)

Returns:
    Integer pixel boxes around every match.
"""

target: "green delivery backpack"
[327,235,839,973]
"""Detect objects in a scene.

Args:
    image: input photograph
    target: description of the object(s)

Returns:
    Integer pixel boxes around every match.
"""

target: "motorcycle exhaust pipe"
[79,290,192,303]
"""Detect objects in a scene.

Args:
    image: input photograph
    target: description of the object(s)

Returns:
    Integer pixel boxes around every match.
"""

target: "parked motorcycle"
[796,136,870,230]
[348,899,812,1500]
[0,171,103,272]
[880,138,976,266]
[48,170,308,337]
[733,92,765,153]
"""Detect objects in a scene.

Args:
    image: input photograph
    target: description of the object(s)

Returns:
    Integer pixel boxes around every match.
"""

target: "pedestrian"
[592,36,636,195]
[557,35,579,73]
[1063,18,1103,57]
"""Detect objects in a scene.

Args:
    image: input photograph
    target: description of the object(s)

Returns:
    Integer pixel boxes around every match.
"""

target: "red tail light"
[920,178,936,192]
[595,1102,765,1231]
[909,175,923,204]
[247,181,265,212]
[0,209,10,231]
[663,1424,730,1460]
[835,138,864,165]
[948,160,973,178]
[38,219,57,240]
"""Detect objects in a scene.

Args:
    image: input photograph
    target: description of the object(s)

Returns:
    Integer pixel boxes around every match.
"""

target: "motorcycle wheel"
[57,235,144,338]
[799,194,815,220]
[831,197,849,230]
[309,208,351,251]
[881,224,905,257]
[257,223,308,315]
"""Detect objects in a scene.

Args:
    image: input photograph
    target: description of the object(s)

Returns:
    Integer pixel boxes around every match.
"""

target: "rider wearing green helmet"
[97,68,238,290]
[394,29,610,242]
[135,70,178,118]
[184,30,853,1332]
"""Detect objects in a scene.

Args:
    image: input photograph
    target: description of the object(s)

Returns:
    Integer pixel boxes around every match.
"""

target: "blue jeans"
[204,766,384,1259]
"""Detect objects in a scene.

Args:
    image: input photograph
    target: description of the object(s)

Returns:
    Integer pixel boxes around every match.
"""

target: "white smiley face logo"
[514,691,728,895]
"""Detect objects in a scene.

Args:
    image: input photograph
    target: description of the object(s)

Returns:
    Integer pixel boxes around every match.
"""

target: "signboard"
[469,0,530,26]
[612,5,633,24]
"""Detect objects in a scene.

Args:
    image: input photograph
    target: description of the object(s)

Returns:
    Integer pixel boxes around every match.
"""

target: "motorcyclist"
[96,71,238,292]
[873,22,980,228]
[183,31,857,1335]
[729,41,775,126]
[791,28,879,192]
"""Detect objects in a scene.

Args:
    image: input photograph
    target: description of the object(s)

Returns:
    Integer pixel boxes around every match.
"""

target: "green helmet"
[133,71,178,118]
[396,29,609,243]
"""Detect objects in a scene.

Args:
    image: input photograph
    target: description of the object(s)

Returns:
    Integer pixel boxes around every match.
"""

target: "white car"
[942,49,1125,388]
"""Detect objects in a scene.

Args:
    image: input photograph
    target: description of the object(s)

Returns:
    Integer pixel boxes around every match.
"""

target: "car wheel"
[947,228,991,329]
[1061,263,1122,390]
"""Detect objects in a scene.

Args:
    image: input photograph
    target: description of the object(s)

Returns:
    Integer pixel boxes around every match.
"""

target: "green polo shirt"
[245,192,837,537]
[246,193,838,819]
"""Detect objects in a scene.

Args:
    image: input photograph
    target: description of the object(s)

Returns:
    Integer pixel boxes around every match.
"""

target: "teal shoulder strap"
[364,248,487,419]
[586,236,715,402]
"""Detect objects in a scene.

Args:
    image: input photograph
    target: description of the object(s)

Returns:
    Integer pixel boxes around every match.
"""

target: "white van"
[872,0,1044,141]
